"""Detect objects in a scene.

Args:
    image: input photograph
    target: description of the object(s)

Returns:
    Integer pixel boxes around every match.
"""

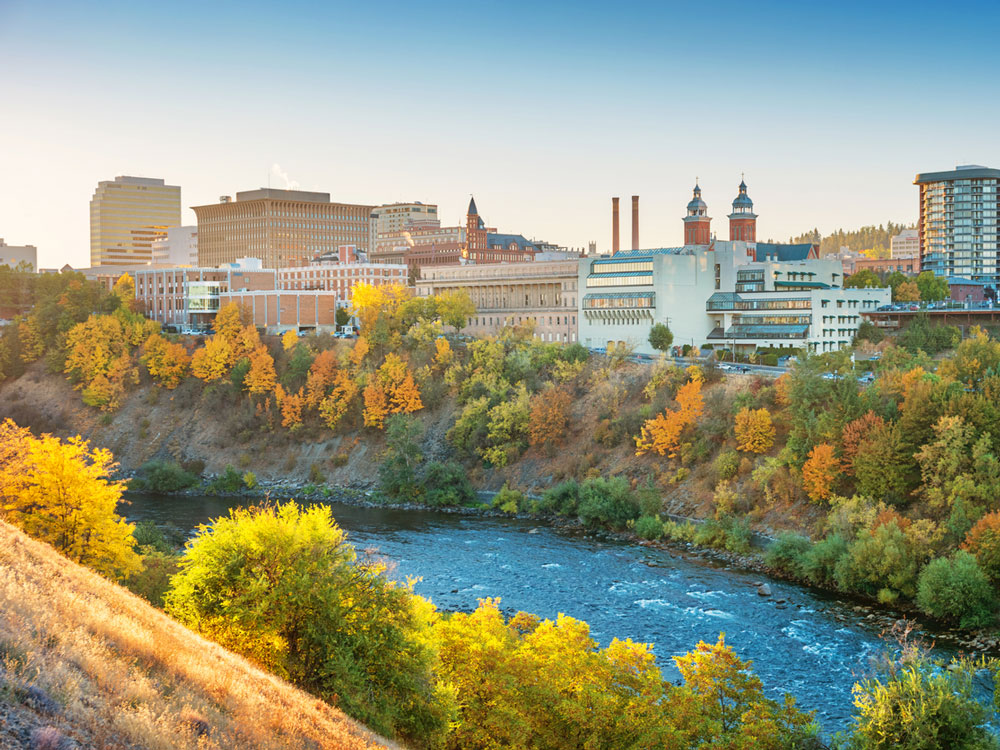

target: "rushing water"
[122,492,955,734]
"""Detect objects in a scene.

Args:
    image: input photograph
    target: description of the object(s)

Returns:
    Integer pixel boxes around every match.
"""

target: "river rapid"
[122,492,958,734]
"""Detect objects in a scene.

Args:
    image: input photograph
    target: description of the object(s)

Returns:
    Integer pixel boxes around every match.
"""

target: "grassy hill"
[0,520,397,750]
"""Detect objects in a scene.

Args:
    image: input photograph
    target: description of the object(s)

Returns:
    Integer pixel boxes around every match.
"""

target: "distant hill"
[0,520,396,750]
[788,221,915,257]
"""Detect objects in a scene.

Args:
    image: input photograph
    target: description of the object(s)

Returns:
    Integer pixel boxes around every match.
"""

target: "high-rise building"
[193,188,374,270]
[915,165,1000,284]
[369,202,438,254]
[90,176,181,267]
[151,226,198,266]
[890,229,919,260]
[0,239,38,271]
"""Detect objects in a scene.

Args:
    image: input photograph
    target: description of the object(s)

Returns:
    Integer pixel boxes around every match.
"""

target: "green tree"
[648,322,674,353]
[165,502,452,746]
[844,269,881,289]
[915,551,996,628]
[438,290,476,332]
[915,271,949,302]
[378,414,424,501]
[335,306,352,328]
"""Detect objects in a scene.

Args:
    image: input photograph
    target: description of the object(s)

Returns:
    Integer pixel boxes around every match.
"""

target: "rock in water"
[757,584,772,597]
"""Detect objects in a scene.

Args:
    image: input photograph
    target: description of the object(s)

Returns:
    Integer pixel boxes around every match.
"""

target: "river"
[122,492,953,734]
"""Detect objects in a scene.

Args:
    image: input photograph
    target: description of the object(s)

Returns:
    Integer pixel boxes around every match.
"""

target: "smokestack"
[612,197,620,255]
[631,195,639,250]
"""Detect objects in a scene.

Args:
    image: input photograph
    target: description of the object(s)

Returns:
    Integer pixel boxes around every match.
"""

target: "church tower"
[683,183,711,246]
[728,178,757,242]
[464,195,487,260]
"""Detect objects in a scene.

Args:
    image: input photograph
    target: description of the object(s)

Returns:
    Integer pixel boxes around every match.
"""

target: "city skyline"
[3,0,1000,268]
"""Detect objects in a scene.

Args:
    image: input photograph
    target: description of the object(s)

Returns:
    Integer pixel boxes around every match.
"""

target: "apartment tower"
[90,176,181,266]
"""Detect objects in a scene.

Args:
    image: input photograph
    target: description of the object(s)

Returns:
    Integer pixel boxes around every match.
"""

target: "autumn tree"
[141,332,190,389]
[281,329,298,351]
[191,335,233,381]
[364,354,423,426]
[319,371,359,430]
[63,314,140,410]
[363,381,390,428]
[111,272,135,305]
[305,349,339,408]
[963,512,1000,584]
[433,336,454,369]
[0,421,141,579]
[895,280,920,302]
[438,290,476,332]
[802,443,841,502]
[527,386,572,449]
[274,384,305,429]
[841,410,885,468]
[635,373,703,457]
[734,407,775,454]
[212,302,245,343]
[349,336,370,368]
[244,345,277,395]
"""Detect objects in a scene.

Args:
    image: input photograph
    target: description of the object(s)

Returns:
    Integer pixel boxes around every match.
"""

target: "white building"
[151,226,198,266]
[890,228,919,260]
[0,239,38,270]
[578,241,889,356]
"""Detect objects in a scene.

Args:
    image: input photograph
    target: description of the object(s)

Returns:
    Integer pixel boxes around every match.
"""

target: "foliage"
[844,269,881,289]
[245,345,277,395]
[538,480,580,516]
[141,332,191,389]
[378,414,424,501]
[799,534,849,588]
[318,371,359,430]
[635,373,703,457]
[0,420,141,579]
[635,515,664,540]
[963,511,1000,583]
[191,334,233,381]
[492,483,525,514]
[165,502,451,745]
[577,476,640,530]
[898,314,960,354]
[915,270,949,302]
[802,443,841,503]
[714,450,741,481]
[834,521,929,603]
[130,459,198,493]
[421,461,475,507]
[437,290,476,331]
[895,280,920,302]
[281,329,298,351]
[648,322,674,352]
[853,320,885,345]
[206,465,243,495]
[764,533,812,577]
[915,551,996,628]
[527,385,572,448]
[734,407,775,454]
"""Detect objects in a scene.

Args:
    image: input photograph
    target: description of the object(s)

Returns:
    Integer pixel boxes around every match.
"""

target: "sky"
[2,0,1000,268]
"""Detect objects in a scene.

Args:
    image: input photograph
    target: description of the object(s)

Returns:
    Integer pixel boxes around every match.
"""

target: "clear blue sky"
[2,0,999,267]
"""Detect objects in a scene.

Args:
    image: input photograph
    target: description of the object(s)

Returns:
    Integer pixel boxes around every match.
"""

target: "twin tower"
[611,180,758,252]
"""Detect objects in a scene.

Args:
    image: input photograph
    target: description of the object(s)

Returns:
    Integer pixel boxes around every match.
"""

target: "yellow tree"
[0,424,141,579]
[895,280,920,302]
[141,332,190,389]
[802,443,841,502]
[111,272,135,304]
[213,303,245,343]
[376,353,423,416]
[528,386,572,448]
[433,336,454,369]
[244,345,277,395]
[349,336,370,369]
[363,381,390,428]
[319,371,359,430]
[232,324,262,365]
[281,329,298,352]
[305,349,339,408]
[351,282,385,333]
[734,407,775,454]
[274,384,305,429]
[191,335,233,381]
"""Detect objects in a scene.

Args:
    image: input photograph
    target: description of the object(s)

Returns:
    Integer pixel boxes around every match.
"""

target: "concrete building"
[375,220,465,267]
[915,165,1000,285]
[842,255,918,276]
[151,226,198,266]
[219,289,340,333]
[279,258,409,301]
[90,176,181,267]
[415,259,579,343]
[193,188,374,270]
[0,239,38,270]
[578,181,890,355]
[369,202,438,255]
[890,228,919,260]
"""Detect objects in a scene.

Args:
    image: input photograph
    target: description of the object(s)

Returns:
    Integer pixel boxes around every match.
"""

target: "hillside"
[0,520,397,750]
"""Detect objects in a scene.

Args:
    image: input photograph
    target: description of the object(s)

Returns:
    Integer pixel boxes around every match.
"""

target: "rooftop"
[914,165,1000,183]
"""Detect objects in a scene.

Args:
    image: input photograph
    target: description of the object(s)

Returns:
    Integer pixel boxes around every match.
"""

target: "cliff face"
[0,519,397,750]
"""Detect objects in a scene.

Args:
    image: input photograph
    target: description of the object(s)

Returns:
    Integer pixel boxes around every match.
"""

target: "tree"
[305,349,339,408]
[527,386,572,449]
[212,303,245,343]
[274,384,305,429]
[0,420,141,580]
[734,407,775,454]
[335,307,351,328]
[915,271,949,302]
[915,551,996,628]
[141,332,190,389]
[433,337,454,369]
[841,411,885,467]
[281,329,298,351]
[648,322,674,353]
[962,512,1000,583]
[802,443,841,502]
[244,345,277,395]
[191,335,233,381]
[363,381,390,428]
[438,290,476,332]
[636,374,704,458]
[164,502,451,745]
[845,269,881,289]
[319,371,359,430]
[895,280,920,302]
[111,272,135,304]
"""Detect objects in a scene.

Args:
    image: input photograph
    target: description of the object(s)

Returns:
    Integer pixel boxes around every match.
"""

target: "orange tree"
[734,407,775,454]
[963,512,1000,583]
[635,373,703,457]
[244,345,277,395]
[802,443,842,503]
[527,386,572,449]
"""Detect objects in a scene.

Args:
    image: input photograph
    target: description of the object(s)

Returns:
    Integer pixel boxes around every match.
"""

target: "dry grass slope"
[0,520,399,750]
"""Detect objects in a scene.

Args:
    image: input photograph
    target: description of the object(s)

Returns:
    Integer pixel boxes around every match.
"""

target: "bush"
[916,551,996,629]
[126,549,180,607]
[722,517,752,554]
[207,465,242,495]
[130,459,198,493]
[764,533,812,577]
[714,450,740,481]
[693,519,728,549]
[492,484,525,514]
[663,520,697,543]
[132,520,173,553]
[800,534,848,588]
[962,511,1000,583]
[422,461,475,507]
[577,476,639,530]
[538,480,580,516]
[835,522,923,601]
[634,515,664,541]
[181,458,206,477]
[242,471,258,490]
[309,462,326,484]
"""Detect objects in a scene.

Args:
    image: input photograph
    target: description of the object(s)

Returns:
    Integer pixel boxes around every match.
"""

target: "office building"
[90,176,181,267]
[152,226,198,266]
[369,202,438,255]
[0,239,38,270]
[279,255,409,302]
[579,181,889,355]
[416,259,579,343]
[914,165,1000,285]
[890,228,919,260]
[193,188,374,270]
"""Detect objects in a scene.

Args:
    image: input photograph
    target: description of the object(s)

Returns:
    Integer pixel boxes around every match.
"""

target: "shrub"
[663,520,697,543]
[242,471,258,490]
[722,517,752,554]
[800,534,848,588]
[207,465,242,495]
[132,520,173,553]
[764,533,812,577]
[577,476,639,530]
[916,551,996,629]
[713,450,740,481]
[181,458,206,477]
[835,521,924,601]
[693,519,728,549]
[331,452,349,468]
[492,484,525,514]
[422,461,475,507]
[130,460,198,493]
[309,462,326,484]
[634,515,664,541]
[126,549,181,607]
[538,480,580,516]
[237,452,252,469]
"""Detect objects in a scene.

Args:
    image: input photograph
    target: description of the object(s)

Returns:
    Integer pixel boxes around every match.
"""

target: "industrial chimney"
[631,195,639,250]
[612,197,620,255]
